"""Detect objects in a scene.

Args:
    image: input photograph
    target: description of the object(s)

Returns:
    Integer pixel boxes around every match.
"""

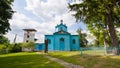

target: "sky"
[5,0,87,43]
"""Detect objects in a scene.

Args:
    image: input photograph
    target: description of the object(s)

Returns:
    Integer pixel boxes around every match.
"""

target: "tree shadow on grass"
[48,53,120,68]
[0,53,64,68]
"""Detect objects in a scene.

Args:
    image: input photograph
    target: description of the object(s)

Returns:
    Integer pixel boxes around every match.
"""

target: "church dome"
[55,20,68,32]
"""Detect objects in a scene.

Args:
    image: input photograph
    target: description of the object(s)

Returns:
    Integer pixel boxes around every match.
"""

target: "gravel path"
[45,55,84,68]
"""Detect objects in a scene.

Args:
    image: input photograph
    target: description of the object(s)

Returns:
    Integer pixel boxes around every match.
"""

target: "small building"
[22,28,37,51]
[45,20,80,51]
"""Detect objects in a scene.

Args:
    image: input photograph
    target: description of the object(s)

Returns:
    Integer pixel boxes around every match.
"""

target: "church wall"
[45,35,54,51]
[70,35,80,50]
[34,43,44,51]
[54,34,71,51]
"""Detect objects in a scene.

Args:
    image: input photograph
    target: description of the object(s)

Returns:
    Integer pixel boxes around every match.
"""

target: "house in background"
[44,20,80,51]
[22,29,37,51]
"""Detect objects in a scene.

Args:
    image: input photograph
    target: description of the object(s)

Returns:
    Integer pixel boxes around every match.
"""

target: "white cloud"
[69,0,83,5]
[81,30,96,44]
[25,0,68,21]
[5,32,23,43]
[8,12,54,43]
[6,0,85,43]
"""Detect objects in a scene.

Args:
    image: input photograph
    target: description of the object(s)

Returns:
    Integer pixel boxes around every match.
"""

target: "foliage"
[0,52,65,68]
[0,36,23,54]
[0,35,10,44]
[69,0,120,24]
[0,0,14,35]
[77,28,88,47]
[0,44,6,50]
[9,43,22,53]
[69,0,120,54]
[0,36,10,54]
[0,43,22,54]
[87,23,111,46]
[22,41,35,48]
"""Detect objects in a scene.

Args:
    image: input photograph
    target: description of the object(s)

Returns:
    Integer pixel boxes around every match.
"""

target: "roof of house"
[23,29,37,32]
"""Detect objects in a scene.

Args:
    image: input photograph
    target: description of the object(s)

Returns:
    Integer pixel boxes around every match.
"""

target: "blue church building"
[44,20,80,51]
[35,20,80,51]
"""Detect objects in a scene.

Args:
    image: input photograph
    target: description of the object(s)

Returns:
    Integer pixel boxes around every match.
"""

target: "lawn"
[48,51,120,68]
[0,52,65,68]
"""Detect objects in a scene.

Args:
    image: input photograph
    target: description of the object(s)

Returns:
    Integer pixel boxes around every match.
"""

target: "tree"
[22,41,35,48]
[0,35,10,44]
[69,0,120,55]
[0,44,6,50]
[87,22,112,47]
[22,41,35,51]
[0,0,14,35]
[77,28,88,47]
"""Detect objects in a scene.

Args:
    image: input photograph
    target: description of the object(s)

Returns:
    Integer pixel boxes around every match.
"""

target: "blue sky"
[6,0,86,43]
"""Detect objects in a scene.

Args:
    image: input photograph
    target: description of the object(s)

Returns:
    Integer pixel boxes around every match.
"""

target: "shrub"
[22,41,35,48]
[21,41,35,51]
[0,44,7,54]
[9,43,22,53]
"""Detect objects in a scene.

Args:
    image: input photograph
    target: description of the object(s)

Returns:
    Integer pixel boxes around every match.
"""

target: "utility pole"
[13,34,17,44]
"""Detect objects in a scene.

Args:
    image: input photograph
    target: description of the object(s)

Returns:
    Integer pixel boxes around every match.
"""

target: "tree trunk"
[105,6,119,55]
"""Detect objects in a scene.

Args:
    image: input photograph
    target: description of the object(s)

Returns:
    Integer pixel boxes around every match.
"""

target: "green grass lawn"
[81,50,105,55]
[48,51,120,68]
[0,52,65,68]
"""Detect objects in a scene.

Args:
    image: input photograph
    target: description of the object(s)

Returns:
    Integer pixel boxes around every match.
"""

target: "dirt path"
[45,55,84,68]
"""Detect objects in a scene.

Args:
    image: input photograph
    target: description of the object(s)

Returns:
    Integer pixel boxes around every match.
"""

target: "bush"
[9,43,22,53]
[21,41,35,51]
[0,44,6,50]
[22,41,35,48]
[0,44,7,54]
[0,43,23,54]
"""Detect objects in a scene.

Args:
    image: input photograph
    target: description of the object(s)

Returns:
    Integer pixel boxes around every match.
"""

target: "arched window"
[73,39,75,44]
[60,38,64,42]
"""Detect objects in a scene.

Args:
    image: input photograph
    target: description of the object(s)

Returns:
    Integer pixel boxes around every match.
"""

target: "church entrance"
[60,38,65,51]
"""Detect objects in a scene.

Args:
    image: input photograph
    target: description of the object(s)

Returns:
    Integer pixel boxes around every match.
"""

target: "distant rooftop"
[23,29,37,32]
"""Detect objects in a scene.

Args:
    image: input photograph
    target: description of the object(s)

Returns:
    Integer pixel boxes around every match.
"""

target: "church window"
[73,39,75,44]
[60,38,64,42]
[27,35,29,38]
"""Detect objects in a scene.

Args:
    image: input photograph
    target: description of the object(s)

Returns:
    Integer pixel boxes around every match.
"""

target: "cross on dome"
[60,19,63,24]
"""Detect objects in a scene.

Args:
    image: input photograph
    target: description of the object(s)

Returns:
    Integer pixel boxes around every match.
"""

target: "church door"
[60,38,65,51]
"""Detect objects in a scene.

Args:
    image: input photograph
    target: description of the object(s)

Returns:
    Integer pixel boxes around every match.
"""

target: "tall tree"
[87,22,112,47]
[77,28,88,47]
[0,0,14,35]
[69,0,120,55]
